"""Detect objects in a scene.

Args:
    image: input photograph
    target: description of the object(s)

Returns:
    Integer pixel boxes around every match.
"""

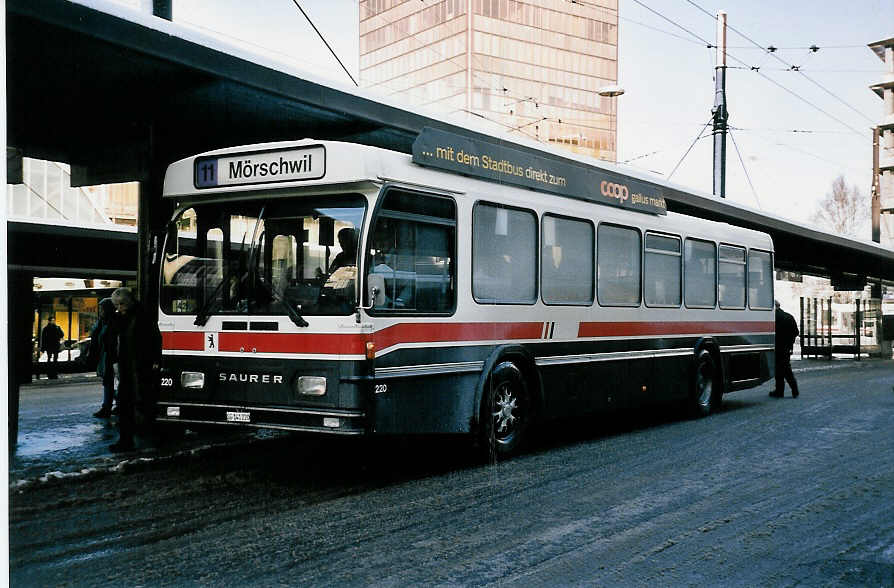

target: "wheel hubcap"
[492,384,518,441]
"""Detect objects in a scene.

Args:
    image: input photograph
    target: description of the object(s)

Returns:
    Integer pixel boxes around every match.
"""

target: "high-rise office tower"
[360,0,619,161]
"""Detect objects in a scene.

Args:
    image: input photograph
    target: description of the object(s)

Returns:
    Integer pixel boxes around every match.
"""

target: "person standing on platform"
[40,316,64,379]
[88,298,119,418]
[770,300,800,398]
[109,287,161,452]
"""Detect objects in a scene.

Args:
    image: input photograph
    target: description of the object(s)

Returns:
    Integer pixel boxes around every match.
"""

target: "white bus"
[156,131,775,457]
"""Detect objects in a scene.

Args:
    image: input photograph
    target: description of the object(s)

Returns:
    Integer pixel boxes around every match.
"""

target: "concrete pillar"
[8,270,34,446]
[137,171,169,316]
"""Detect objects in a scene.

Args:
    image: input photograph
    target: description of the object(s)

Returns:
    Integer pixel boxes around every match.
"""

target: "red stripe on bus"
[162,322,544,354]
[162,331,204,351]
[217,332,368,355]
[372,322,544,350]
[162,321,769,355]
[577,321,775,338]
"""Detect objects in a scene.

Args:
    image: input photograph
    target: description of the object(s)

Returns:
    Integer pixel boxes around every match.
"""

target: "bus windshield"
[161,195,366,319]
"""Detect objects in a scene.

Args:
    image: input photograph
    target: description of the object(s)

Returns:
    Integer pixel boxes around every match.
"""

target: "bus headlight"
[296,376,326,396]
[181,371,205,390]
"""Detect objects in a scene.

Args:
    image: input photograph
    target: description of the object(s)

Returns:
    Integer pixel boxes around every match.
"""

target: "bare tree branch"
[810,175,870,239]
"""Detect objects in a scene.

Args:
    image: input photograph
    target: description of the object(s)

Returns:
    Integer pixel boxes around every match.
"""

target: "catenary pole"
[712,11,728,198]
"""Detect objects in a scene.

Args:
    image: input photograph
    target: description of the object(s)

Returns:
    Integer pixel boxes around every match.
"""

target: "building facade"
[870,36,894,250]
[7,157,138,227]
[6,158,135,366]
[359,0,619,161]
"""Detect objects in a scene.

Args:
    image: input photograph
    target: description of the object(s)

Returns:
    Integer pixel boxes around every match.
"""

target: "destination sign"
[194,145,326,189]
[412,128,666,215]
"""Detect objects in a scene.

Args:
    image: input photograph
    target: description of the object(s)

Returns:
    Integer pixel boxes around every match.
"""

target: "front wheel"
[690,350,720,418]
[481,361,530,460]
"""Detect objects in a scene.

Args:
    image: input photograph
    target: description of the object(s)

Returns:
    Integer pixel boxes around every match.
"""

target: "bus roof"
[165,135,668,214]
[164,138,774,251]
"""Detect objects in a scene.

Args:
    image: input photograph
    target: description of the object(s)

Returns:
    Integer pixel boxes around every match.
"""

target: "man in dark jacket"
[40,316,64,379]
[771,300,800,398]
[110,287,162,452]
[88,298,119,418]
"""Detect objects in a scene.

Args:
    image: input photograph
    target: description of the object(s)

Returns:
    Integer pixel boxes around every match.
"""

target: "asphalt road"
[10,360,894,586]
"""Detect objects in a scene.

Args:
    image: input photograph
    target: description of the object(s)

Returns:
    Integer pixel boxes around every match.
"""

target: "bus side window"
[748,249,774,309]
[644,232,681,307]
[719,244,746,309]
[472,203,537,304]
[541,214,594,305]
[684,238,716,308]
[367,190,456,314]
[597,224,641,306]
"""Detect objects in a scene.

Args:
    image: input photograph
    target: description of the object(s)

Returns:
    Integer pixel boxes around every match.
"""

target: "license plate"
[226,411,250,423]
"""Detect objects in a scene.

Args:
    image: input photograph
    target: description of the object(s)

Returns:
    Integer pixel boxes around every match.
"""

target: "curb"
[22,374,101,389]
[791,357,891,374]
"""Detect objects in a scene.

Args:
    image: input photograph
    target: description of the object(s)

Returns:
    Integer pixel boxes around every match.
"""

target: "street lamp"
[597,85,625,98]
[597,86,624,162]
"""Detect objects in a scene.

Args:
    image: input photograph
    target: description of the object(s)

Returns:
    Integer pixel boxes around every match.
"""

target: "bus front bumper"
[156,401,366,435]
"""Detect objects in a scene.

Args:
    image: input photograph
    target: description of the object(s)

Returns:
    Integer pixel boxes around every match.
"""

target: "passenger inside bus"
[319,227,358,312]
[369,248,408,309]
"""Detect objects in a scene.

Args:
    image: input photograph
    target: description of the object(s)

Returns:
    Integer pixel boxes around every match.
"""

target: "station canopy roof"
[6,0,894,284]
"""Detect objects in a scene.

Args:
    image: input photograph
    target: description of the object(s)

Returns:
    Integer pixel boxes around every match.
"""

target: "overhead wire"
[627,0,713,48]
[176,16,361,81]
[619,149,663,164]
[728,125,854,134]
[772,141,868,174]
[727,128,762,209]
[291,0,358,86]
[682,0,875,126]
[727,44,867,50]
[461,109,543,142]
[728,66,882,74]
[617,14,706,45]
[625,0,869,137]
[668,116,714,179]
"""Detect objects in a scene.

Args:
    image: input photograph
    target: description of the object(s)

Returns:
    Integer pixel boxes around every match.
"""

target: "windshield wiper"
[193,279,225,327]
[255,278,309,328]
[194,211,261,327]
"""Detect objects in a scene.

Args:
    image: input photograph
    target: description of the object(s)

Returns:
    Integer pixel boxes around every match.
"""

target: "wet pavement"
[11,359,894,586]
[7,356,878,488]
[10,373,261,487]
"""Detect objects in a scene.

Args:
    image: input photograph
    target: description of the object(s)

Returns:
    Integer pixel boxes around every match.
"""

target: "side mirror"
[359,274,386,311]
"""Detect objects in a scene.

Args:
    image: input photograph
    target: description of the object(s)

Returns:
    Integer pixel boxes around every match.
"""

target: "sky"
[166,0,893,234]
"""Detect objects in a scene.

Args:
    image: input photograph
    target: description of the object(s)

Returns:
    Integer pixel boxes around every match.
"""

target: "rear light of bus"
[296,376,326,396]
[181,371,205,390]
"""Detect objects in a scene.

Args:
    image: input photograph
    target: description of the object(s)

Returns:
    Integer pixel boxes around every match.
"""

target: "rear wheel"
[690,350,720,417]
[482,361,530,460]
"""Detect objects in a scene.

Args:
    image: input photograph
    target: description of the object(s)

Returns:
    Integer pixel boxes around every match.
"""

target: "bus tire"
[482,361,530,460]
[690,350,719,418]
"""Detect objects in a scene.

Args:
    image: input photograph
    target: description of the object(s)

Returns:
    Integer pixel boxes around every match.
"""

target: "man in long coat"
[771,300,800,398]
[40,316,64,379]
[109,287,161,452]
